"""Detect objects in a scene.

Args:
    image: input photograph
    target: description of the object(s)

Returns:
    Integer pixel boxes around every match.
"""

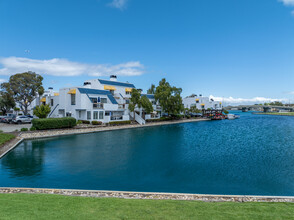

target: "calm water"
[1,112,294,196]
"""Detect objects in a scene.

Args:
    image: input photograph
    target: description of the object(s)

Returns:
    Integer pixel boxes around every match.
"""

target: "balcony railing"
[111,116,123,121]
[93,103,104,109]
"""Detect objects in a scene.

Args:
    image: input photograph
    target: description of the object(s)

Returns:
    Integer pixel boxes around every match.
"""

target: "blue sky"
[1,0,294,105]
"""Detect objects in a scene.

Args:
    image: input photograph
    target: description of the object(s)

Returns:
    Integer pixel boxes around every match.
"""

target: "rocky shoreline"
[1,187,294,203]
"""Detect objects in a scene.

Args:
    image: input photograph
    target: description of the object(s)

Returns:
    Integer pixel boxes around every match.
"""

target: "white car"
[12,116,32,124]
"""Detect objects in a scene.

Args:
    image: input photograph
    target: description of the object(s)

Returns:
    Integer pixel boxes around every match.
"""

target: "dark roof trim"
[78,88,118,104]
[141,94,155,99]
[98,79,135,88]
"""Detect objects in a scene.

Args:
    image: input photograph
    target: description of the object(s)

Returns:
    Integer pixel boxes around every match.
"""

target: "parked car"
[12,116,32,124]
[1,116,9,123]
[2,114,16,123]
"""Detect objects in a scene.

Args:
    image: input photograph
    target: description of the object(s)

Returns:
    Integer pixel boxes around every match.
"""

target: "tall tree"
[147,84,156,94]
[154,78,184,116]
[140,96,153,114]
[3,72,44,115]
[128,88,142,119]
[0,83,16,115]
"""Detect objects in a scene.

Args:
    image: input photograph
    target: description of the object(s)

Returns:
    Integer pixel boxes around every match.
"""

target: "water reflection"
[1,141,45,177]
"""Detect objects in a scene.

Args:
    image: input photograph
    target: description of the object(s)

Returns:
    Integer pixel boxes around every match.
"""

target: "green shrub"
[20,128,28,132]
[77,120,82,125]
[146,117,172,123]
[91,121,102,125]
[33,104,51,118]
[32,117,76,130]
[30,127,36,131]
[81,120,90,124]
[109,120,131,126]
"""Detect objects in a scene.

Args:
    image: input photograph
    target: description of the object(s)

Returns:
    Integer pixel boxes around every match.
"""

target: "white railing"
[134,112,145,125]
[93,103,104,109]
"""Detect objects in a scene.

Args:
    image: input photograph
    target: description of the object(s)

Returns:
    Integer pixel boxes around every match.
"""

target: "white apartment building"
[30,75,161,124]
[183,94,222,110]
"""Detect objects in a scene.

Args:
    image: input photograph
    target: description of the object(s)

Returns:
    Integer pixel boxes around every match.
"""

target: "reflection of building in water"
[1,141,45,177]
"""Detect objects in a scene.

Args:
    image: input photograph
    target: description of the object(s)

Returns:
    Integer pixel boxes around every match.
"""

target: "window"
[71,94,76,105]
[105,111,110,116]
[101,98,107,104]
[99,111,104,119]
[196,100,199,103]
[126,99,130,104]
[152,101,156,105]
[66,112,72,117]
[51,99,54,106]
[93,111,98,120]
[126,91,131,95]
[79,111,81,118]
[90,97,97,103]
[87,111,91,120]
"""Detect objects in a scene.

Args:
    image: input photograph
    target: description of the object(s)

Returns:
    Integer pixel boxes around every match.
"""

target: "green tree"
[128,88,142,120]
[14,107,20,115]
[223,110,229,114]
[0,83,16,115]
[33,104,51,118]
[147,84,156,94]
[154,78,184,116]
[2,72,44,115]
[190,106,201,113]
[140,96,153,114]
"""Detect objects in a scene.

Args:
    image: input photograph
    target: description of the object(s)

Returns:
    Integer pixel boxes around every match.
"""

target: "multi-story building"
[183,94,222,110]
[30,75,161,124]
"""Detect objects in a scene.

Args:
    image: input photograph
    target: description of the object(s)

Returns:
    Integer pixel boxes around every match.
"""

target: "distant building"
[183,94,222,110]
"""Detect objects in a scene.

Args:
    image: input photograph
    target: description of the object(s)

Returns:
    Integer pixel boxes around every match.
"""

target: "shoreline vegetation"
[253,112,294,116]
[0,193,294,219]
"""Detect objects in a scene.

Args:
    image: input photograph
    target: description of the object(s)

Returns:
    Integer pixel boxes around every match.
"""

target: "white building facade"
[30,76,161,124]
[183,94,222,110]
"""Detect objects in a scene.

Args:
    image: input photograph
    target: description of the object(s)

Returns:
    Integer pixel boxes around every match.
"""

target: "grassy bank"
[0,133,15,146]
[254,112,294,116]
[1,194,294,219]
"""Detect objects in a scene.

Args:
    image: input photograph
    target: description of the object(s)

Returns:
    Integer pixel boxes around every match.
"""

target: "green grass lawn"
[255,112,294,116]
[0,194,294,219]
[0,133,15,145]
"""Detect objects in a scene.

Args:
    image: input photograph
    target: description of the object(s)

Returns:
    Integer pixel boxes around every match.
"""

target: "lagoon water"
[1,112,294,196]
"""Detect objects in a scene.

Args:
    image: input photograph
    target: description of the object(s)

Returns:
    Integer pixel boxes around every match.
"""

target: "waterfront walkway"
[19,118,209,140]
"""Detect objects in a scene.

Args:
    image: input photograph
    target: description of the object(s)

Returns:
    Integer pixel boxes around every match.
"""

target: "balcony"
[111,115,123,121]
[93,103,104,109]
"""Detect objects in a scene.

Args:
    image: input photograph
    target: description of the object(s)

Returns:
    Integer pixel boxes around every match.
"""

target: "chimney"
[110,75,117,81]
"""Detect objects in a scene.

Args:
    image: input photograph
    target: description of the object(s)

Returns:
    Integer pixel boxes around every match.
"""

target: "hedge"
[146,117,173,123]
[109,120,131,126]
[91,121,102,125]
[81,120,90,124]
[32,117,77,130]
[20,128,28,132]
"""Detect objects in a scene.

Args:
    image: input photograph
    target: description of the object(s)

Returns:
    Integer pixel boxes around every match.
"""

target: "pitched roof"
[78,88,111,95]
[98,79,135,88]
[78,88,118,104]
[141,94,155,99]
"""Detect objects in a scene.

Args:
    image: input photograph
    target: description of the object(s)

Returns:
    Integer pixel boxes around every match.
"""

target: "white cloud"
[210,95,287,106]
[108,0,128,10]
[279,0,294,6]
[0,57,144,77]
